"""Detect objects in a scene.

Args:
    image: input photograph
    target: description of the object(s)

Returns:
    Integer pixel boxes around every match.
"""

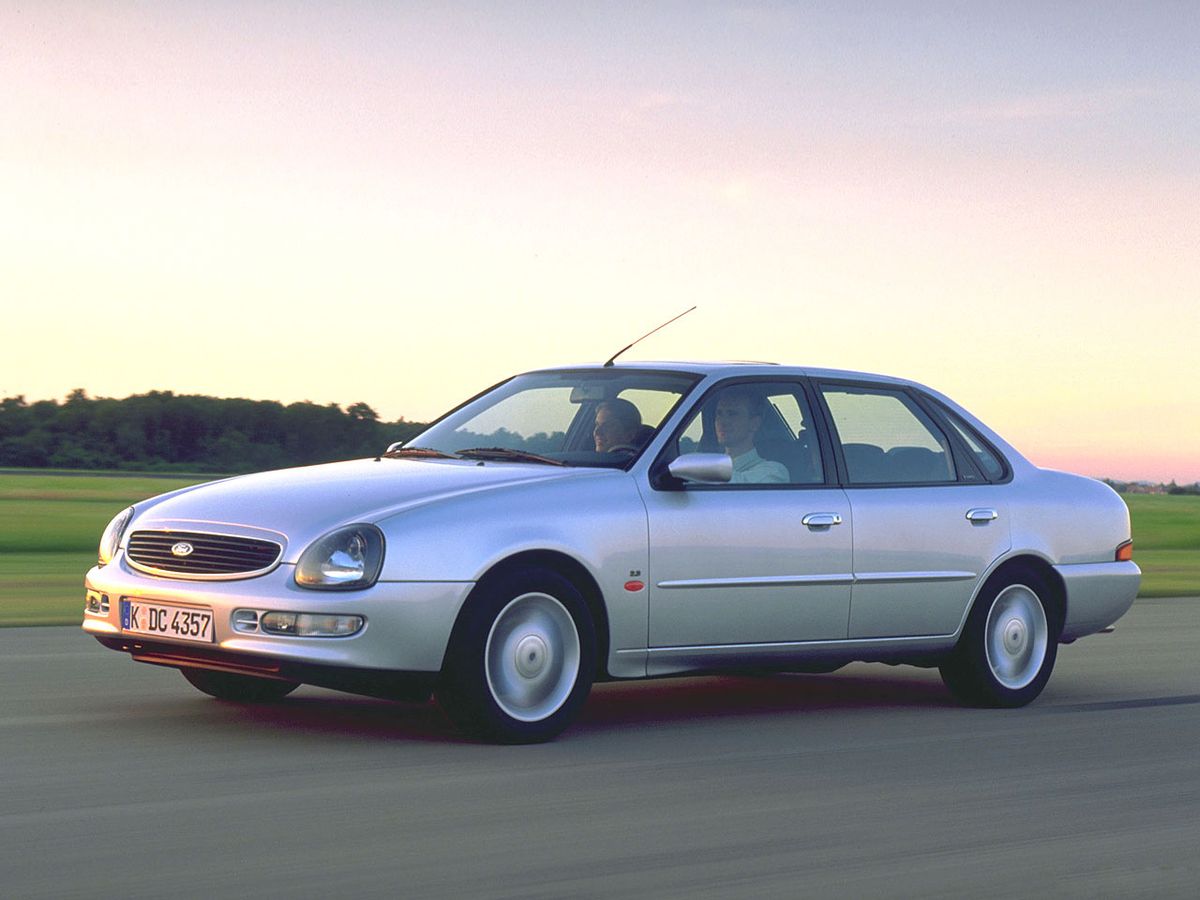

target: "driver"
[593,398,642,453]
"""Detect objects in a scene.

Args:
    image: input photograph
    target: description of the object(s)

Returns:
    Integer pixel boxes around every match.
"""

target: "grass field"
[0,471,1196,626]
[0,472,208,625]
[1123,494,1200,600]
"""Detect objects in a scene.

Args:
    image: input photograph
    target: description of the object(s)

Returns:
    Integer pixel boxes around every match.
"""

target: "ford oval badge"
[171,541,194,557]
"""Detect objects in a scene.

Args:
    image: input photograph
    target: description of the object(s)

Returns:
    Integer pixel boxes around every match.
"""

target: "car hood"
[130,457,600,561]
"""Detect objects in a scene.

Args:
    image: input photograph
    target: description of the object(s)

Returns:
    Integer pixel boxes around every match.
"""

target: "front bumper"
[82,552,474,675]
[90,634,439,702]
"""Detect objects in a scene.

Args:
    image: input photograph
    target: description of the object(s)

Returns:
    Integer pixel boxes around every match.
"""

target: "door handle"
[802,513,843,528]
[966,508,998,523]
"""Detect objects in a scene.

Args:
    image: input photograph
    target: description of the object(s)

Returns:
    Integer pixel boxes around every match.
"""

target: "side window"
[677,409,705,455]
[672,382,824,485]
[821,385,956,484]
[618,388,679,430]
[938,405,1008,481]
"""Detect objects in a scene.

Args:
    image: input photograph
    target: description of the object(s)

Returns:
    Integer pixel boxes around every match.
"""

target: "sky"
[1,1,1197,482]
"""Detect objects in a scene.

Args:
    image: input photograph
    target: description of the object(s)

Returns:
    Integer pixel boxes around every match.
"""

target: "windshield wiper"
[382,446,462,460]
[456,447,568,466]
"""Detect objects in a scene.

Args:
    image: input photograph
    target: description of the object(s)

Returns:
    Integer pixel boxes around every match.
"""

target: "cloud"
[721,5,797,30]
[632,90,685,112]
[949,86,1158,122]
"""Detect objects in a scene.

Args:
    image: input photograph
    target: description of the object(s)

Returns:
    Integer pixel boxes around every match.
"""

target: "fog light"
[260,611,363,637]
[85,591,109,615]
[295,614,364,637]
[261,611,299,634]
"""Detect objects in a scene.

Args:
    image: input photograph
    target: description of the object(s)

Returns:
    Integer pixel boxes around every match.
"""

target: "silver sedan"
[83,363,1140,742]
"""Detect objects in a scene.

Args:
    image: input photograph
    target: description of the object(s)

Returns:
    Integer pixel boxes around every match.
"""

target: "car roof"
[518,360,1032,476]
[526,360,920,389]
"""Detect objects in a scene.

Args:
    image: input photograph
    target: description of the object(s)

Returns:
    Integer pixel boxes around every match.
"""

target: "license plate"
[120,599,214,643]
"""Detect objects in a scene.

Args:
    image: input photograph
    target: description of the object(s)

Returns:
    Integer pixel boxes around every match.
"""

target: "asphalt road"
[3,598,1199,899]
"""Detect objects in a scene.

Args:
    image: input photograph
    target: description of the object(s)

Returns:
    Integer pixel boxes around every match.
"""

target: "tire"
[940,565,1059,708]
[180,667,300,703]
[436,567,596,744]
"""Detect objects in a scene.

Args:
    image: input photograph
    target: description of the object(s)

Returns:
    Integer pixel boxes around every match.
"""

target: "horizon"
[2,3,1196,482]
[2,381,1195,486]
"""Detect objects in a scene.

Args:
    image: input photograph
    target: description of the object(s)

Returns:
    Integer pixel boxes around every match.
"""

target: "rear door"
[816,381,1011,638]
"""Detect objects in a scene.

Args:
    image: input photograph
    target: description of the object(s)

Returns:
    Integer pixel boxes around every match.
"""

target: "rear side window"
[821,385,956,484]
[937,405,1008,481]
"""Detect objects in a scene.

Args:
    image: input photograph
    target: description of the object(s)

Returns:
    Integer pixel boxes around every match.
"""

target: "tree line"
[0,390,428,473]
[1104,478,1200,496]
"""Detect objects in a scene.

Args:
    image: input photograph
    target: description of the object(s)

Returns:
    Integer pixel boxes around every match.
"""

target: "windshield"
[403,369,701,467]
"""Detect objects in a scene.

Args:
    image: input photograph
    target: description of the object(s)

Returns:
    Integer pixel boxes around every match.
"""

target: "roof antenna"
[603,306,697,367]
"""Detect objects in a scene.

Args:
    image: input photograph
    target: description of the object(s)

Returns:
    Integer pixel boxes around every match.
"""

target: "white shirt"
[730,449,789,484]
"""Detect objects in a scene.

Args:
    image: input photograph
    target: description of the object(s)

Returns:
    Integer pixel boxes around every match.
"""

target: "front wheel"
[436,567,596,743]
[940,567,1058,708]
[181,667,300,703]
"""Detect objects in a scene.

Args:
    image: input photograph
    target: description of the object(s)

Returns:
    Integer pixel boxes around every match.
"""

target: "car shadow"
[578,668,957,729]
[174,665,956,744]
[192,691,462,744]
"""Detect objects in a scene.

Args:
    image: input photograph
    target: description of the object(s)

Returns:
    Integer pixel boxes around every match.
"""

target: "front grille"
[126,530,282,578]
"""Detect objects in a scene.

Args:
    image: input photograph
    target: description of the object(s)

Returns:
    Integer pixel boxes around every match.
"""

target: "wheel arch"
[973,553,1067,640]
[453,550,612,679]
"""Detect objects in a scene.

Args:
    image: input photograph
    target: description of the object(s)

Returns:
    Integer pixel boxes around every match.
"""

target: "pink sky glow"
[1,3,1196,482]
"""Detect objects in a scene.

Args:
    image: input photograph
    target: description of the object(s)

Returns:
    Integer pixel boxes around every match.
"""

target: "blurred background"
[1,3,1197,623]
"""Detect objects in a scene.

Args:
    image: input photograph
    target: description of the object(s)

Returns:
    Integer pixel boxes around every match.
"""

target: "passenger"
[714,388,788,484]
[593,398,642,453]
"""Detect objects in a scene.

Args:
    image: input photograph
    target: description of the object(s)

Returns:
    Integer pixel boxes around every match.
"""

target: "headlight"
[98,506,134,565]
[295,524,385,590]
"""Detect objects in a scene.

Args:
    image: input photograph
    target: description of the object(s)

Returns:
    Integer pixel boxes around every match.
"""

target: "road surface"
[3,597,1198,898]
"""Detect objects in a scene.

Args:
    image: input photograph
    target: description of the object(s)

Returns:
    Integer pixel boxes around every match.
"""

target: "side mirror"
[667,452,733,484]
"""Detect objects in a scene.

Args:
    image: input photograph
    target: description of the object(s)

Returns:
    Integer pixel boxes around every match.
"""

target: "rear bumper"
[1056,560,1140,641]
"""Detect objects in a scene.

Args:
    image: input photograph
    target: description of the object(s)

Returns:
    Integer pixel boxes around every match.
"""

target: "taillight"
[1115,541,1133,562]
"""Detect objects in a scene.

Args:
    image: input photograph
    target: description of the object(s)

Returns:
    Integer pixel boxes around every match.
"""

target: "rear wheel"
[180,667,300,703]
[437,567,596,743]
[940,566,1058,708]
